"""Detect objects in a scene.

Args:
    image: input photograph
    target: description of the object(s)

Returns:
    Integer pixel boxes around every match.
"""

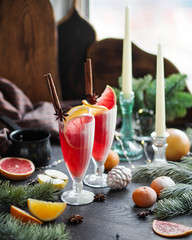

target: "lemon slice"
[82,100,107,116]
[28,198,67,222]
[37,169,68,189]
[66,105,90,121]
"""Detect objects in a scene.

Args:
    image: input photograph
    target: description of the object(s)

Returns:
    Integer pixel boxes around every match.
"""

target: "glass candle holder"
[151,131,169,164]
[113,92,143,161]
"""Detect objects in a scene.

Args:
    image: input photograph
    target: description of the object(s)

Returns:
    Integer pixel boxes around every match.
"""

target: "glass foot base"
[61,189,94,205]
[84,173,108,188]
[113,139,143,161]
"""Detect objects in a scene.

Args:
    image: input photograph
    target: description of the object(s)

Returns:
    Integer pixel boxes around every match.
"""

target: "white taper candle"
[122,5,132,97]
[155,43,166,137]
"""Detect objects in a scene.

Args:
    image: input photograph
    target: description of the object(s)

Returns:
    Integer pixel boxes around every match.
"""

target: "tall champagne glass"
[59,114,95,205]
[84,105,117,188]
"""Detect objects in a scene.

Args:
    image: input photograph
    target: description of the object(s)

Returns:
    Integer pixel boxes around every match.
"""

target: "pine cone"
[106,165,132,190]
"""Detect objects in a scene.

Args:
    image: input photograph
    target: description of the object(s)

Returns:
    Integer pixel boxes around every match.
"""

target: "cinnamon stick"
[44,73,62,113]
[44,73,68,121]
[84,58,93,96]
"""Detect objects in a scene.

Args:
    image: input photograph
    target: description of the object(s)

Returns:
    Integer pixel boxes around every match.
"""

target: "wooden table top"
[6,141,192,240]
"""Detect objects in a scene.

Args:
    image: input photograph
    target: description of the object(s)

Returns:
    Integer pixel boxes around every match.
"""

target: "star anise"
[137,208,153,218]
[94,193,106,202]
[54,108,69,122]
[86,93,98,105]
[68,214,84,224]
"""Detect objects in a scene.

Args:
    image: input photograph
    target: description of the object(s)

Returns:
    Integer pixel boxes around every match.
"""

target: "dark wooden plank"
[87,38,179,96]
[58,8,96,100]
[0,0,61,102]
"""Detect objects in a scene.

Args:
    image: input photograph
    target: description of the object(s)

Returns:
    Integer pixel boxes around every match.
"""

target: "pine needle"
[154,192,192,219]
[132,159,192,184]
[0,213,71,240]
[159,184,192,199]
[0,180,61,209]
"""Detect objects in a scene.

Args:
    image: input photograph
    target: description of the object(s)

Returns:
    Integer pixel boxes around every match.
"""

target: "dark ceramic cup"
[9,128,51,167]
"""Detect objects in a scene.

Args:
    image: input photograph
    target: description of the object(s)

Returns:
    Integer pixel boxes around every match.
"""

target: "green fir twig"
[0,180,61,209]
[0,213,71,240]
[159,184,192,199]
[154,192,192,219]
[132,158,192,184]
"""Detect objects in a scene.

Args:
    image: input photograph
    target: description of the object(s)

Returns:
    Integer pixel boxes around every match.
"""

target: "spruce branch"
[159,184,192,199]
[0,180,61,209]
[154,192,192,219]
[0,213,71,240]
[132,159,192,184]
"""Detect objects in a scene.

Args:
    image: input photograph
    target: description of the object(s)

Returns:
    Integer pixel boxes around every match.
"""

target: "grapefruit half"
[0,157,35,180]
[153,220,192,237]
[96,85,116,110]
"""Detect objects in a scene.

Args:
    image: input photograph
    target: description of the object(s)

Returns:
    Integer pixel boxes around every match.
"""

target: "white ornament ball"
[106,165,132,190]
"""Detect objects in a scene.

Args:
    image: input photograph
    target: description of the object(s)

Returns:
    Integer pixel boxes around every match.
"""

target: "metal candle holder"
[151,131,169,164]
[113,91,143,161]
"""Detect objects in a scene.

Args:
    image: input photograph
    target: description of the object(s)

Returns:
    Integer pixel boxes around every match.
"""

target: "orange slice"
[82,99,107,116]
[0,157,35,181]
[153,220,192,238]
[10,205,43,224]
[66,105,90,121]
[27,198,67,222]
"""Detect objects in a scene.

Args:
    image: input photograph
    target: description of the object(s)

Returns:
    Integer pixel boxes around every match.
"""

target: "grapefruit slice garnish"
[10,205,43,224]
[96,85,116,110]
[64,114,94,149]
[82,99,108,116]
[0,157,35,181]
[153,220,192,238]
[37,169,68,189]
[27,198,67,222]
[66,105,90,121]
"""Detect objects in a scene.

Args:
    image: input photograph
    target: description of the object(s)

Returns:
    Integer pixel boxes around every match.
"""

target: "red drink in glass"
[84,105,117,188]
[59,114,95,205]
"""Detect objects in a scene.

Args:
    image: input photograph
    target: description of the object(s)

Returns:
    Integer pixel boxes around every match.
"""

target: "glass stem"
[73,180,83,193]
[94,162,104,177]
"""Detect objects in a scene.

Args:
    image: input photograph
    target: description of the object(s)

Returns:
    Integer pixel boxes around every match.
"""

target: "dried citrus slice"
[27,198,67,222]
[37,169,68,189]
[11,205,43,224]
[96,85,116,110]
[66,105,90,121]
[153,220,192,238]
[82,99,107,116]
[0,157,35,181]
